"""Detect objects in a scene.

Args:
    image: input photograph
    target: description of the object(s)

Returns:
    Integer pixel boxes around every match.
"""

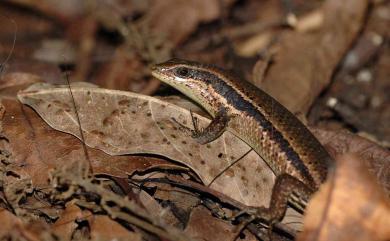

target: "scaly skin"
[151,58,333,223]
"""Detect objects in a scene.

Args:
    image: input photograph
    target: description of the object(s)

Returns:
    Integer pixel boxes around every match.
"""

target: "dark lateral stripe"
[193,70,315,186]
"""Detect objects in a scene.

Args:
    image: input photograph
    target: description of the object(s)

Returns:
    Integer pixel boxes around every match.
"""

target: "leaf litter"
[0,0,389,240]
[17,83,275,207]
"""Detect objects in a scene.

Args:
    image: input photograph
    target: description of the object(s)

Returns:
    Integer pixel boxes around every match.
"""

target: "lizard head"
[151,58,225,116]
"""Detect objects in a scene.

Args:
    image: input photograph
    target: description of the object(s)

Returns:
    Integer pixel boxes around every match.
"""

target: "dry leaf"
[0,208,54,240]
[295,9,324,33]
[0,72,43,97]
[259,0,369,114]
[17,83,275,207]
[298,154,390,241]
[5,0,87,20]
[15,84,390,237]
[312,128,390,194]
[0,97,177,188]
[184,206,257,241]
[0,208,23,238]
[146,0,223,45]
[89,215,142,241]
[52,203,92,241]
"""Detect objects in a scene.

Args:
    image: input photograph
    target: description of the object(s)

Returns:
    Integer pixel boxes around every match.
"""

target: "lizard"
[150,58,333,225]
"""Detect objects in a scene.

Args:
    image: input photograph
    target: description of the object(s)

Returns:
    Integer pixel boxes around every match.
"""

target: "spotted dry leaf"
[0,98,175,187]
[17,83,274,207]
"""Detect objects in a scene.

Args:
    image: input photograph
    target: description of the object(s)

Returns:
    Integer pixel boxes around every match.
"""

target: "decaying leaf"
[1,1,388,240]
[183,206,257,241]
[14,82,390,239]
[89,215,143,241]
[53,203,143,241]
[52,203,92,241]
[0,208,56,240]
[312,129,390,195]
[17,83,275,207]
[0,97,179,187]
[298,154,390,241]
[260,0,369,114]
[50,163,193,241]
[0,208,23,237]
[146,0,227,45]
[0,72,42,97]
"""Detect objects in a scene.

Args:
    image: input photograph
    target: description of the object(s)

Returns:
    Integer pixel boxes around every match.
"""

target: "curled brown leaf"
[299,154,390,241]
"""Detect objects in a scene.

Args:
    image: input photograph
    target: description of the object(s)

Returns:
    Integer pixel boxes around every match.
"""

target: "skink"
[150,59,333,224]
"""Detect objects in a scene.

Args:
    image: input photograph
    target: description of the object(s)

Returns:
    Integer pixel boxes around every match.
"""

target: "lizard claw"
[231,207,259,221]
[171,116,206,144]
[231,206,277,226]
[171,117,192,133]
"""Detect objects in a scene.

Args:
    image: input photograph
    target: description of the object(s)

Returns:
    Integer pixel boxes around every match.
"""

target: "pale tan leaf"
[0,98,175,187]
[17,83,274,207]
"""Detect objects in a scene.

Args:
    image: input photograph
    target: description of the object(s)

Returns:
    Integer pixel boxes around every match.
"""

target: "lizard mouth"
[150,63,185,84]
[150,64,168,81]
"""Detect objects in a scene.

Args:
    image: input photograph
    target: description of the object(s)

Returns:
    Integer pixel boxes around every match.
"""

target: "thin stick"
[0,14,17,76]
[208,148,253,187]
[64,71,93,173]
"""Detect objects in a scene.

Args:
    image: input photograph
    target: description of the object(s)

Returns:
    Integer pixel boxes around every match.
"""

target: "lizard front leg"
[173,108,231,144]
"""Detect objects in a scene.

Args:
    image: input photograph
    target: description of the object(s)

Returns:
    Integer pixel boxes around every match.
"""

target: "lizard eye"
[175,68,190,78]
